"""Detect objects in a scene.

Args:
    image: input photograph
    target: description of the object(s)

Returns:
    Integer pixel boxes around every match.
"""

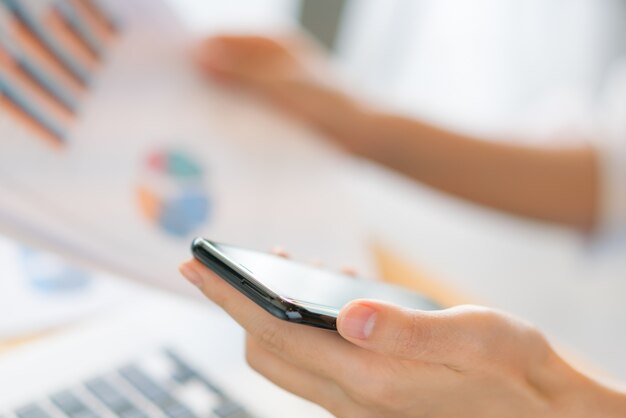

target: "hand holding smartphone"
[191,238,441,330]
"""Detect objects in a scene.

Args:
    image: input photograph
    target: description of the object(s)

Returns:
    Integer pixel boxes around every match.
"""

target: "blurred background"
[157,0,626,373]
[170,0,626,137]
[1,0,626,402]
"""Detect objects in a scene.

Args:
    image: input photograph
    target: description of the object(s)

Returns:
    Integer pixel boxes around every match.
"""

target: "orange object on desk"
[372,243,473,307]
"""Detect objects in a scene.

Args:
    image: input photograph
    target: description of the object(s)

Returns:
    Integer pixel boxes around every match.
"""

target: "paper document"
[0,0,372,300]
[0,234,138,339]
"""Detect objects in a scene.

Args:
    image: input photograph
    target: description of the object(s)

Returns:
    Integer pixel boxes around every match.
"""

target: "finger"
[340,266,358,277]
[194,36,250,79]
[194,37,229,70]
[337,300,483,366]
[271,246,290,258]
[308,258,324,268]
[196,35,273,71]
[179,259,366,383]
[245,335,348,415]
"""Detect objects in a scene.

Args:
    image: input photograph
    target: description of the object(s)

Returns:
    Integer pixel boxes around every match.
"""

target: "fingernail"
[180,263,203,288]
[340,304,377,340]
[271,246,289,258]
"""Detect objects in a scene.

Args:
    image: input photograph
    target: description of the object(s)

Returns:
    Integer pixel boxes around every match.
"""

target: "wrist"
[282,80,399,162]
[567,376,626,418]
[311,86,374,149]
[327,102,384,157]
[538,349,626,417]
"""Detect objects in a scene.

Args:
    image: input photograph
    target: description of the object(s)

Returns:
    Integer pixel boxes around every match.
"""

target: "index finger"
[179,259,366,383]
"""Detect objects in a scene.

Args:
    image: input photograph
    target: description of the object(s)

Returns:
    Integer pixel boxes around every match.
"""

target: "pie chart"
[137,148,211,237]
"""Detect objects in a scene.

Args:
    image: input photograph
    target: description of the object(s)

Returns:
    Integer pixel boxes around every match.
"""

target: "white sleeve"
[597,59,626,237]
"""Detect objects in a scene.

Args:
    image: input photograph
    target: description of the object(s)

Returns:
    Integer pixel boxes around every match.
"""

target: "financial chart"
[0,0,372,299]
[137,148,212,238]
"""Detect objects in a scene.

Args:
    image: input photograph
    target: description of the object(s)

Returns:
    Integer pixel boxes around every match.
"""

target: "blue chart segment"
[137,149,211,237]
[21,248,91,293]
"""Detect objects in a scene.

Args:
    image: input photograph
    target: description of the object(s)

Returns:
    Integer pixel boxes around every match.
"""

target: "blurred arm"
[196,34,600,230]
[332,108,599,230]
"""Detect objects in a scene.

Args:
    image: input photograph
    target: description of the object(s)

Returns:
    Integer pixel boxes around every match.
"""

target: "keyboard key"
[162,350,253,418]
[119,366,169,403]
[161,402,194,418]
[213,401,253,418]
[163,349,224,397]
[118,409,148,418]
[85,378,147,418]
[174,381,222,417]
[163,350,195,384]
[50,390,100,418]
[15,404,54,418]
[119,365,196,418]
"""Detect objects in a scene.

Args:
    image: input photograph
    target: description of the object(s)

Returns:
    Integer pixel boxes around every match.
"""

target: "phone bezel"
[191,238,339,330]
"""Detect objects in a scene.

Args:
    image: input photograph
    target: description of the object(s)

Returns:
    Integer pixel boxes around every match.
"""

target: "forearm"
[540,349,626,417]
[200,34,600,230]
[332,108,599,230]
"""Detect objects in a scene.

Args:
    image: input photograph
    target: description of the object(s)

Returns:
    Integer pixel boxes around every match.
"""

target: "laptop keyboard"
[4,349,254,418]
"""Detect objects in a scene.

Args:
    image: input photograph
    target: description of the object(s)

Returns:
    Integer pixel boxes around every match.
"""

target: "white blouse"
[599,60,626,236]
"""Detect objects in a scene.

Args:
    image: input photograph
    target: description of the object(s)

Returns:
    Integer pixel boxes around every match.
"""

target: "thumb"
[337,300,466,364]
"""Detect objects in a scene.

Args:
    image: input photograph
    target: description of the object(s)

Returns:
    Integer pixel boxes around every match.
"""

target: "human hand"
[194,34,368,148]
[196,34,325,89]
[179,259,626,418]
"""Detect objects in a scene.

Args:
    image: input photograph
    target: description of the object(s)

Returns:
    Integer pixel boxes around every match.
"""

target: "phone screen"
[210,241,440,312]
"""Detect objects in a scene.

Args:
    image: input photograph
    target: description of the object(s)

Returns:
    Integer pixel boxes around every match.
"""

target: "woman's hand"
[195,34,368,149]
[179,259,626,418]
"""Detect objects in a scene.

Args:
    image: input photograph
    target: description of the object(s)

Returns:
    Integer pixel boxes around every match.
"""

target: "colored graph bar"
[0,29,78,112]
[0,70,66,141]
[83,0,121,33]
[1,0,90,86]
[55,1,103,58]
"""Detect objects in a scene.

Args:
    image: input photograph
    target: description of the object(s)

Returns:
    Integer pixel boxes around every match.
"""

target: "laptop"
[0,287,333,418]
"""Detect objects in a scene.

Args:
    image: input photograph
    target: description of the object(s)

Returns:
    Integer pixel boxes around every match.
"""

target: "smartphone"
[191,238,441,331]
